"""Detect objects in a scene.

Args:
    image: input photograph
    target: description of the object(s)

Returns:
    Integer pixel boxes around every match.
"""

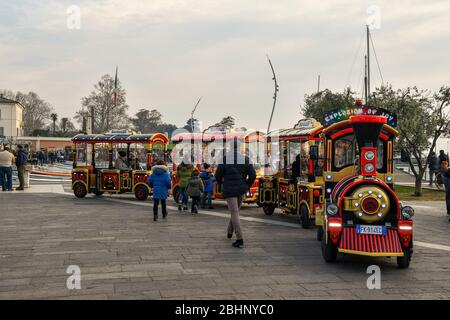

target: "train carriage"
[258,118,325,227]
[71,130,169,201]
[170,129,266,204]
[318,103,414,268]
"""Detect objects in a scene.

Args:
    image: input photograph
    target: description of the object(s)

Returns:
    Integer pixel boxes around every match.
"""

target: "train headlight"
[326,174,333,180]
[364,163,375,173]
[364,151,375,161]
[326,203,338,216]
[401,206,414,220]
[386,175,393,182]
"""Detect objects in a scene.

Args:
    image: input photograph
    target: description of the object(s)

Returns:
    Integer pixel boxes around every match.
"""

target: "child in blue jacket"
[148,160,172,221]
[200,163,216,209]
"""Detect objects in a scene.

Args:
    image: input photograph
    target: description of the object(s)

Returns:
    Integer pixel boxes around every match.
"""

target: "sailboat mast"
[366,25,371,103]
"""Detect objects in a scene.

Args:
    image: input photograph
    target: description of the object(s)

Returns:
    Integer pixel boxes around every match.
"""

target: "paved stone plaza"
[1,188,450,300]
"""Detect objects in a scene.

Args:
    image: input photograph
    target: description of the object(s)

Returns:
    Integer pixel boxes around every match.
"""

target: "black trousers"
[191,196,200,211]
[153,199,167,217]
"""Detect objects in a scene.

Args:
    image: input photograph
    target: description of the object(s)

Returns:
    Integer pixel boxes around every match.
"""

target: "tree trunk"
[415,175,423,196]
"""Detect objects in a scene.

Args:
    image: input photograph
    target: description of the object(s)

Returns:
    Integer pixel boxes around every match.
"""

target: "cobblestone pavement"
[1,190,450,300]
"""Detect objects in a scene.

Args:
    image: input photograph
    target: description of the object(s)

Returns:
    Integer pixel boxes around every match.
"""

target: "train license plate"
[356,225,386,236]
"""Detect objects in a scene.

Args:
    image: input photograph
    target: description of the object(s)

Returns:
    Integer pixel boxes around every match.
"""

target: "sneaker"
[178,204,182,211]
[183,206,188,211]
[162,212,167,219]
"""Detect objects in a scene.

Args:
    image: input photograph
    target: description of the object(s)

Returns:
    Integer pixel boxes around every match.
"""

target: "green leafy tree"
[301,88,355,122]
[50,113,58,136]
[372,85,450,195]
[183,118,200,132]
[130,109,162,133]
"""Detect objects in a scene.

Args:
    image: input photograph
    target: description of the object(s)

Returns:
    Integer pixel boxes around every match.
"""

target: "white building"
[0,94,24,138]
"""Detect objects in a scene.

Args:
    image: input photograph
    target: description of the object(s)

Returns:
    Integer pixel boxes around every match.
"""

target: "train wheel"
[321,235,338,263]
[397,247,412,269]
[173,186,181,203]
[135,185,149,201]
[300,205,310,229]
[73,182,87,198]
[317,226,323,241]
[263,204,275,215]
[93,190,104,196]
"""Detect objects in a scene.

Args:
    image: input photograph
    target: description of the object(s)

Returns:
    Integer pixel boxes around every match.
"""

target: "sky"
[1,0,449,131]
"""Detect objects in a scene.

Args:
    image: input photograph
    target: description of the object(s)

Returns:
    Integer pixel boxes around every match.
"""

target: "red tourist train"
[71,130,169,200]
[317,104,414,268]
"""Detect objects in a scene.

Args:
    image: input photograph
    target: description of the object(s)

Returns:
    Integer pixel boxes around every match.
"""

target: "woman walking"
[148,160,171,221]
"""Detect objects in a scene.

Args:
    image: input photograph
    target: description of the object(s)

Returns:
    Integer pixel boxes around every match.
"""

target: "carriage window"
[376,139,384,169]
[94,143,110,168]
[151,144,166,165]
[334,135,385,170]
[246,141,263,169]
[334,135,357,169]
[76,143,88,166]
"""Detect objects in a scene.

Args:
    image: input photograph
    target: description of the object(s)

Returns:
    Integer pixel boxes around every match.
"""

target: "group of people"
[147,144,256,248]
[114,151,142,171]
[0,145,28,191]
[431,150,450,222]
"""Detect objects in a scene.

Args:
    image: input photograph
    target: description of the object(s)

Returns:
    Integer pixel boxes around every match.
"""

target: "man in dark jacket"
[439,150,449,166]
[429,152,439,186]
[15,145,28,191]
[215,141,256,248]
[291,154,301,180]
[443,167,450,222]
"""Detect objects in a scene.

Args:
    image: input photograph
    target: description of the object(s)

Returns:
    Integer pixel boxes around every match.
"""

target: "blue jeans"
[0,167,13,191]
[201,191,213,208]
[179,188,188,208]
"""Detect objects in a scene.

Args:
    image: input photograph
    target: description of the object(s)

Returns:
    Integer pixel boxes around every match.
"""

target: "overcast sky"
[1,0,449,131]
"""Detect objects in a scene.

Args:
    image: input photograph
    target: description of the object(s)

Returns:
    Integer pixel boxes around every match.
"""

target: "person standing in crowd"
[429,151,439,186]
[443,164,450,222]
[37,151,44,166]
[15,145,28,191]
[215,140,256,248]
[200,163,215,209]
[115,151,129,170]
[186,169,204,214]
[0,146,15,192]
[176,160,194,211]
[439,150,449,166]
[148,160,171,221]
[291,154,301,181]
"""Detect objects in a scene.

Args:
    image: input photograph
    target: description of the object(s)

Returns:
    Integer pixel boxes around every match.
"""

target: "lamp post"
[190,97,202,132]
[266,55,279,134]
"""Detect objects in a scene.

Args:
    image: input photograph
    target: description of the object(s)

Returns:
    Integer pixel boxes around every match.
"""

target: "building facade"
[0,95,23,138]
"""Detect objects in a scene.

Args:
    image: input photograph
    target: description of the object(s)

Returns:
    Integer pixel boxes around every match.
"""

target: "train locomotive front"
[320,114,414,268]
